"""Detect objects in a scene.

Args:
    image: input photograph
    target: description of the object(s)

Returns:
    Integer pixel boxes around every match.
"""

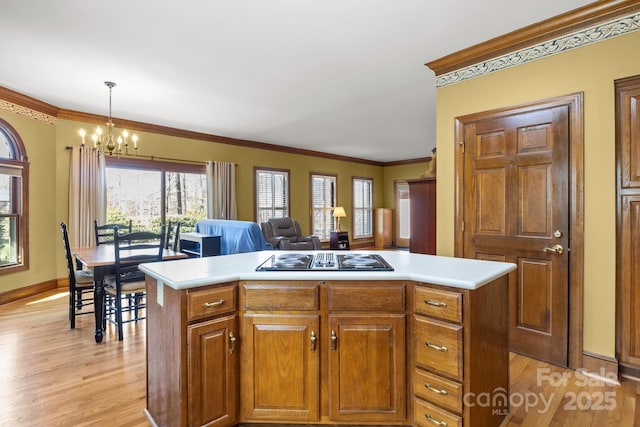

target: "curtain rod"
[64,146,213,165]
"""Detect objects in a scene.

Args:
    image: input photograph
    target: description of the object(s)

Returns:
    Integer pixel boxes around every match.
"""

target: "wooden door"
[616,76,640,378]
[328,314,405,422]
[241,314,320,421]
[460,105,570,366]
[187,315,238,427]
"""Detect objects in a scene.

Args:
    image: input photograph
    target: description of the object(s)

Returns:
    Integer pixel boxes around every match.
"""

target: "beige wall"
[435,30,640,358]
[0,109,58,292]
[2,111,423,294]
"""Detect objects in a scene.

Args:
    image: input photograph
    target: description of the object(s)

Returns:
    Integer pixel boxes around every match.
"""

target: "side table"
[329,231,350,250]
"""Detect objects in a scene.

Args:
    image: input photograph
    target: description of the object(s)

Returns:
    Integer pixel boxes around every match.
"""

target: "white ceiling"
[0,0,593,162]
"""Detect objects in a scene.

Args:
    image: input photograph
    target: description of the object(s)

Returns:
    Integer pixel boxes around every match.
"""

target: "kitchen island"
[140,250,516,427]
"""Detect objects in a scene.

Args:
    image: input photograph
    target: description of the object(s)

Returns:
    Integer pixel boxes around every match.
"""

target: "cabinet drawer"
[187,284,236,322]
[414,397,462,427]
[415,316,463,380]
[414,368,462,414]
[327,283,405,311]
[242,284,318,310]
[414,286,462,323]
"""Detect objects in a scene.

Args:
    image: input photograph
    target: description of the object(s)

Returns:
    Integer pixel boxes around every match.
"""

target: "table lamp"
[333,206,346,231]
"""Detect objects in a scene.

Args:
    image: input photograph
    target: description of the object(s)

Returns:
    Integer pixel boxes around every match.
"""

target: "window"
[106,157,206,232]
[353,177,373,239]
[311,174,336,240]
[255,168,289,223]
[0,119,28,274]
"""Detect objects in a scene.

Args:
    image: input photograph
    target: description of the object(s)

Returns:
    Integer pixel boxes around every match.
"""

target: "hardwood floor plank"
[0,289,637,426]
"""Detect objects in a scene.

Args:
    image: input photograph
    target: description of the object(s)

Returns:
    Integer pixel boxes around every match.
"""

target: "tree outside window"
[106,158,206,232]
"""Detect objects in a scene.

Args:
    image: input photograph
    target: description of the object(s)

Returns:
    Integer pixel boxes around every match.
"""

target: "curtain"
[206,161,237,220]
[68,146,106,247]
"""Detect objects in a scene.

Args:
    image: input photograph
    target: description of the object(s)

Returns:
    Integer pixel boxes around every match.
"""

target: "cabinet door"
[328,314,405,422]
[188,315,238,427]
[241,314,320,421]
[408,178,436,254]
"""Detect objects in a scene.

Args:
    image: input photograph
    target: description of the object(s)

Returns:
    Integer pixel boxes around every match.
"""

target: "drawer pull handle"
[426,342,448,352]
[331,330,337,351]
[425,414,447,426]
[425,299,447,307]
[425,383,448,395]
[229,332,236,353]
[203,299,225,308]
[310,331,317,352]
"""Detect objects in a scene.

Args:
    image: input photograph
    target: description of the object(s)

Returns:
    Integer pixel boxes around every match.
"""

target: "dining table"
[72,244,188,343]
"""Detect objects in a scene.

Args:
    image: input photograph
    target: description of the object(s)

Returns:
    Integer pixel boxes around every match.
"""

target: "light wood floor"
[1,289,638,426]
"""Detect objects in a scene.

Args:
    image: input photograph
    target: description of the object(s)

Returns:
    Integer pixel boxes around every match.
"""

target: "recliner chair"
[261,217,321,250]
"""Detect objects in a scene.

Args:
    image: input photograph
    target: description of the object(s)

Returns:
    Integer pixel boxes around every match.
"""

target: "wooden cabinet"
[329,231,350,250]
[241,314,320,421]
[616,76,640,379]
[326,282,406,422]
[412,278,509,427]
[240,281,405,425]
[188,315,238,427]
[374,207,392,248]
[146,276,509,427]
[146,280,238,427]
[240,282,320,422]
[328,314,405,422]
[407,178,436,254]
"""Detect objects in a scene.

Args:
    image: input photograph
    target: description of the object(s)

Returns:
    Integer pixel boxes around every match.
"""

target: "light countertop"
[139,250,516,291]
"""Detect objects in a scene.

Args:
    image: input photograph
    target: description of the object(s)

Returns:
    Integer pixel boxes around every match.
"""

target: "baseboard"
[580,350,619,385]
[619,362,640,381]
[0,279,59,305]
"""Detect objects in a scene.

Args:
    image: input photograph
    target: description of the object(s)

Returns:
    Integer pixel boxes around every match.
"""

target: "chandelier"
[78,81,139,156]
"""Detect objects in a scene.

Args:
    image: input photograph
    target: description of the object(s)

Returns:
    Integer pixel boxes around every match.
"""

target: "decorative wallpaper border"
[0,100,57,125]
[436,11,640,87]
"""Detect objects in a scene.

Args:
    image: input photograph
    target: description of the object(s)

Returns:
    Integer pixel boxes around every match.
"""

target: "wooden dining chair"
[94,219,132,245]
[103,225,165,341]
[60,222,94,329]
[165,221,181,251]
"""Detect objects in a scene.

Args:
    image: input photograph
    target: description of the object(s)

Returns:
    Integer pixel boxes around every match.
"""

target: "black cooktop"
[256,252,394,271]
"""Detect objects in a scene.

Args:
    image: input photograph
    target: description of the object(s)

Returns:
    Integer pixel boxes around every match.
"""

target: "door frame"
[454,92,584,369]
[393,179,410,248]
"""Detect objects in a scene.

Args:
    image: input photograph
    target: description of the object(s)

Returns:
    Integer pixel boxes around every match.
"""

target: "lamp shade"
[333,206,346,218]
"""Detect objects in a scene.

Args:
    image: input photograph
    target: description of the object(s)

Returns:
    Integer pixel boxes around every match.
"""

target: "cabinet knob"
[310,331,317,352]
[331,330,337,351]
[229,332,236,353]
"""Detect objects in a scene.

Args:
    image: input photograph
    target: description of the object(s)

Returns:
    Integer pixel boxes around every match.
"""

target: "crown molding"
[0,87,385,166]
[426,0,640,77]
[0,86,59,125]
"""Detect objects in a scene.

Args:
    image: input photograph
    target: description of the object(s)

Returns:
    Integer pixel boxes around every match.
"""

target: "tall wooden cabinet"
[407,178,436,254]
[374,208,392,248]
[616,76,640,379]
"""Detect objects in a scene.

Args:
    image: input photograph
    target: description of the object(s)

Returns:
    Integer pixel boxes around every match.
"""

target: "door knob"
[543,244,564,255]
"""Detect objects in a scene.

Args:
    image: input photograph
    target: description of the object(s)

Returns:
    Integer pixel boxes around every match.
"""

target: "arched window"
[0,118,28,274]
